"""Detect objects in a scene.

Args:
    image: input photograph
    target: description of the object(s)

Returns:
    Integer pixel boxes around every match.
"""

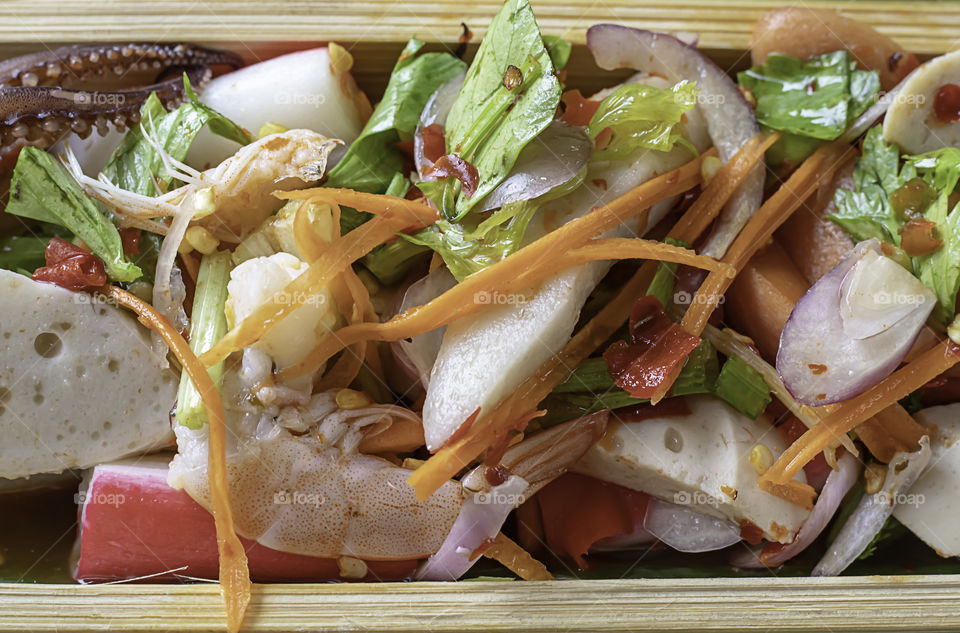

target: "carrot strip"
[484,532,554,581]
[561,238,735,277]
[100,285,250,633]
[759,339,960,505]
[408,140,773,502]
[199,197,438,368]
[274,157,710,382]
[855,404,928,463]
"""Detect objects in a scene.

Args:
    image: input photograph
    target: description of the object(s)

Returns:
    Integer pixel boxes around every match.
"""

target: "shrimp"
[168,365,463,559]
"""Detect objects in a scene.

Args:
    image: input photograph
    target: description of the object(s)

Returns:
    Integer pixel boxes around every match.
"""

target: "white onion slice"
[477,121,592,212]
[730,451,861,568]
[777,240,934,405]
[839,248,934,339]
[415,474,528,581]
[586,24,764,259]
[642,497,741,553]
[813,437,931,576]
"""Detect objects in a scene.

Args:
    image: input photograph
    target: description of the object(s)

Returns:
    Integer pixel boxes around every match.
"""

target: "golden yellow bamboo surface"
[3,576,960,632]
[0,1,955,53]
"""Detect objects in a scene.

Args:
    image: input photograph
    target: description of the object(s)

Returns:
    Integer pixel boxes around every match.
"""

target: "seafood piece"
[0,44,242,153]
[573,395,810,543]
[74,455,417,582]
[168,383,462,559]
[0,269,177,480]
[421,75,709,451]
[188,48,368,169]
[884,50,960,153]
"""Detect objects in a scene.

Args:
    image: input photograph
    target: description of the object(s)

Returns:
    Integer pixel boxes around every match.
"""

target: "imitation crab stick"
[409,135,773,502]
[100,285,250,633]
[759,339,960,507]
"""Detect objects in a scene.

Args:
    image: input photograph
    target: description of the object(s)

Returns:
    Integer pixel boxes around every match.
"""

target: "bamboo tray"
[2,1,960,631]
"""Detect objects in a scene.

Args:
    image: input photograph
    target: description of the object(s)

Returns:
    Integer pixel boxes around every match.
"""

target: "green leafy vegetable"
[403,198,539,281]
[587,81,699,161]
[828,127,960,320]
[102,76,254,196]
[738,51,880,141]
[712,354,771,418]
[7,147,141,282]
[175,250,231,429]
[326,38,467,197]
[439,0,561,220]
[542,34,571,71]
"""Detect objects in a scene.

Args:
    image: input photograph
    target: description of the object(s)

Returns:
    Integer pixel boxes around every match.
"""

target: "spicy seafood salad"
[2,0,959,628]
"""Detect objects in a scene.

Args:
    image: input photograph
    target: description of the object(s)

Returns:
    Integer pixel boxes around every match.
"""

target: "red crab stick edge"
[72,455,418,583]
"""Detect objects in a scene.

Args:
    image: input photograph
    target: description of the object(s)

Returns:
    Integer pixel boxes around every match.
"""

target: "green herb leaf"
[175,250,231,429]
[542,34,572,71]
[7,147,141,282]
[403,198,539,281]
[713,354,771,418]
[326,38,467,197]
[738,50,880,141]
[0,235,49,273]
[587,81,699,161]
[102,77,254,196]
[441,0,561,220]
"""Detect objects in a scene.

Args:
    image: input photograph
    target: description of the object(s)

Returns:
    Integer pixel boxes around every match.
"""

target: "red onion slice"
[586,25,764,258]
[415,474,528,581]
[730,450,861,569]
[477,121,592,212]
[813,437,930,576]
[777,240,935,405]
[642,497,741,553]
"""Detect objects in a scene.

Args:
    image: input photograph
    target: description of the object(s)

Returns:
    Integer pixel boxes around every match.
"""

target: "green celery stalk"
[175,250,231,429]
[713,354,772,419]
[553,357,615,394]
[671,340,719,396]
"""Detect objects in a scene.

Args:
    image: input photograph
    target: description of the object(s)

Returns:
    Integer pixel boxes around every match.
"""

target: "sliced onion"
[838,247,934,339]
[414,72,465,177]
[394,267,457,388]
[642,497,741,553]
[813,437,931,576]
[586,25,764,259]
[730,450,861,569]
[415,474,528,581]
[477,121,592,212]
[777,240,935,405]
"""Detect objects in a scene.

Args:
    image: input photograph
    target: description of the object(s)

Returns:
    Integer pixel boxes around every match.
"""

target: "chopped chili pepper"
[31,237,107,292]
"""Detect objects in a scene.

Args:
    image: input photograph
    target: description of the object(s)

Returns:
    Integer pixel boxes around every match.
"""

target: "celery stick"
[713,354,772,419]
[175,250,231,429]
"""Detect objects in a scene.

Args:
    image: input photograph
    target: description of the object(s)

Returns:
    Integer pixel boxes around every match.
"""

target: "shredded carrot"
[100,285,250,632]
[672,132,781,242]
[484,532,554,581]
[560,238,735,277]
[855,403,928,463]
[275,159,712,382]
[199,195,438,368]
[759,339,960,506]
[409,138,773,502]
